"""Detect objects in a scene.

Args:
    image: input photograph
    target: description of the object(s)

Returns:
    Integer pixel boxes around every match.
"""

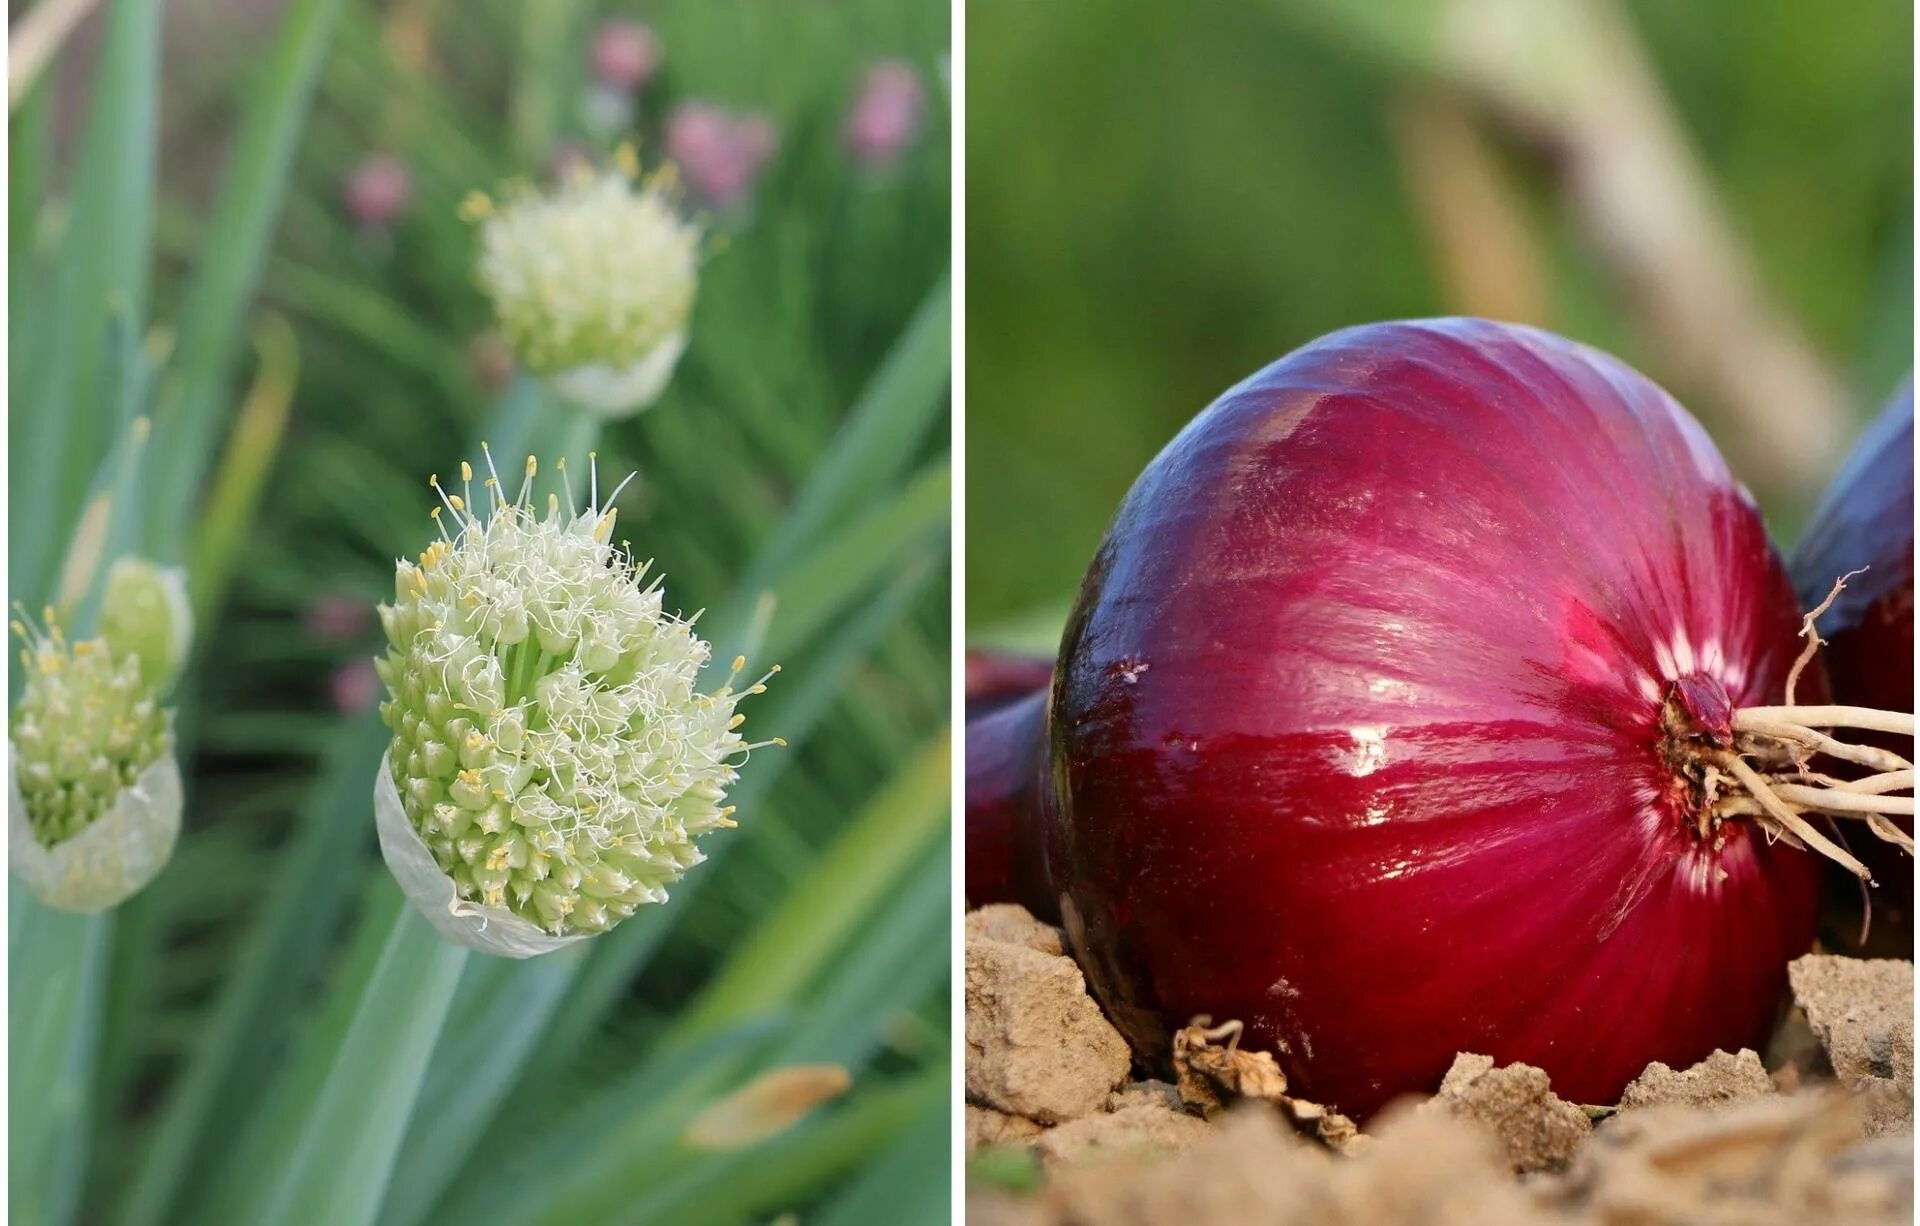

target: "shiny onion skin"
[1011,318,1825,1119]
[965,689,1053,910]
[1790,382,1913,948]
[965,649,1056,721]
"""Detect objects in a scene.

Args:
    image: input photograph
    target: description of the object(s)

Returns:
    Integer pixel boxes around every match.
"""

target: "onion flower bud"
[8,611,182,912]
[467,150,699,418]
[342,154,413,230]
[664,103,778,213]
[845,60,925,171]
[373,452,776,956]
[100,556,193,689]
[588,20,660,95]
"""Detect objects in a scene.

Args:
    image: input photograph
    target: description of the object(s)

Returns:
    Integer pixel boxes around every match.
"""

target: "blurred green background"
[12,1,949,1223]
[965,0,1912,640]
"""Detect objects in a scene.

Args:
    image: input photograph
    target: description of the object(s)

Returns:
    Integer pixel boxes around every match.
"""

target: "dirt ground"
[964,904,1914,1225]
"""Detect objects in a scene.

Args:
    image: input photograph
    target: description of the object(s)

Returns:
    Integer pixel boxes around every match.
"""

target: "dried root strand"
[1736,720,1912,774]
[1735,705,1916,739]
[1781,567,1864,707]
[1713,752,1872,881]
[1791,769,1913,796]
[1765,783,1915,818]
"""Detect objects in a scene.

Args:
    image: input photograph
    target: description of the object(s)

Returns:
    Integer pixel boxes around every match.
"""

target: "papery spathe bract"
[374,451,776,956]
[469,150,699,419]
[8,612,181,911]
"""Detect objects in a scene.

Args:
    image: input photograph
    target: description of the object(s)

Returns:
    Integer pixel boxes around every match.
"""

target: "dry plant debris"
[965,905,1915,1224]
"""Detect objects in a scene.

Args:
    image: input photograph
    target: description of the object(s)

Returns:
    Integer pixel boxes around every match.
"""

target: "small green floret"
[376,451,774,937]
[11,612,172,848]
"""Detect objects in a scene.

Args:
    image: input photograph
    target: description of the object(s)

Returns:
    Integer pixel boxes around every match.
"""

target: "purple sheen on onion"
[969,319,1914,1120]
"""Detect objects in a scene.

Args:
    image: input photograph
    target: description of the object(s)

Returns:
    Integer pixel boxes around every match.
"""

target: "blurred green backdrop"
[965,0,1912,640]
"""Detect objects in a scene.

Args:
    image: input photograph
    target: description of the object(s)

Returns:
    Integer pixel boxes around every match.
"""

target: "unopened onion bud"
[100,556,193,689]
[467,150,699,418]
[8,612,181,911]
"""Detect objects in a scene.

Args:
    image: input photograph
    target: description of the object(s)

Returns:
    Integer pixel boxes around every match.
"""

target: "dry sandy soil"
[965,903,1914,1225]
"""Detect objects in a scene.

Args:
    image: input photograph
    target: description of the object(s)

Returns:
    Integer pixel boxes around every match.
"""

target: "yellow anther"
[613,143,639,179]
[732,655,747,672]
[728,714,746,729]
[458,191,494,222]
[461,461,473,482]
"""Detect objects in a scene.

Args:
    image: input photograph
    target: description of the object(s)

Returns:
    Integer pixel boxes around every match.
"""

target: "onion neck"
[964,687,1061,921]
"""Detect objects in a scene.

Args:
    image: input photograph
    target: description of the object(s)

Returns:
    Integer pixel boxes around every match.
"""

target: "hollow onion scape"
[466,146,700,418]
[966,318,1915,1119]
[375,449,777,956]
[8,606,182,912]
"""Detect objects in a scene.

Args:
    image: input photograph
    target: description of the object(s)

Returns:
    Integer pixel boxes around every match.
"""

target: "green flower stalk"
[8,610,182,912]
[467,147,701,418]
[373,450,776,956]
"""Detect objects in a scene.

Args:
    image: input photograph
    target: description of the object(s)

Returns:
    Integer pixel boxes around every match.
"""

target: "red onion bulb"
[965,649,1054,720]
[1790,381,1914,943]
[1792,381,1914,721]
[972,319,1870,1119]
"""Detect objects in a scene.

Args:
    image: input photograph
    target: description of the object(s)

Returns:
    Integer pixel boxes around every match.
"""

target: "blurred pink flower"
[666,102,778,211]
[590,20,660,94]
[305,592,371,642]
[846,60,924,170]
[342,155,412,229]
[331,658,380,715]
